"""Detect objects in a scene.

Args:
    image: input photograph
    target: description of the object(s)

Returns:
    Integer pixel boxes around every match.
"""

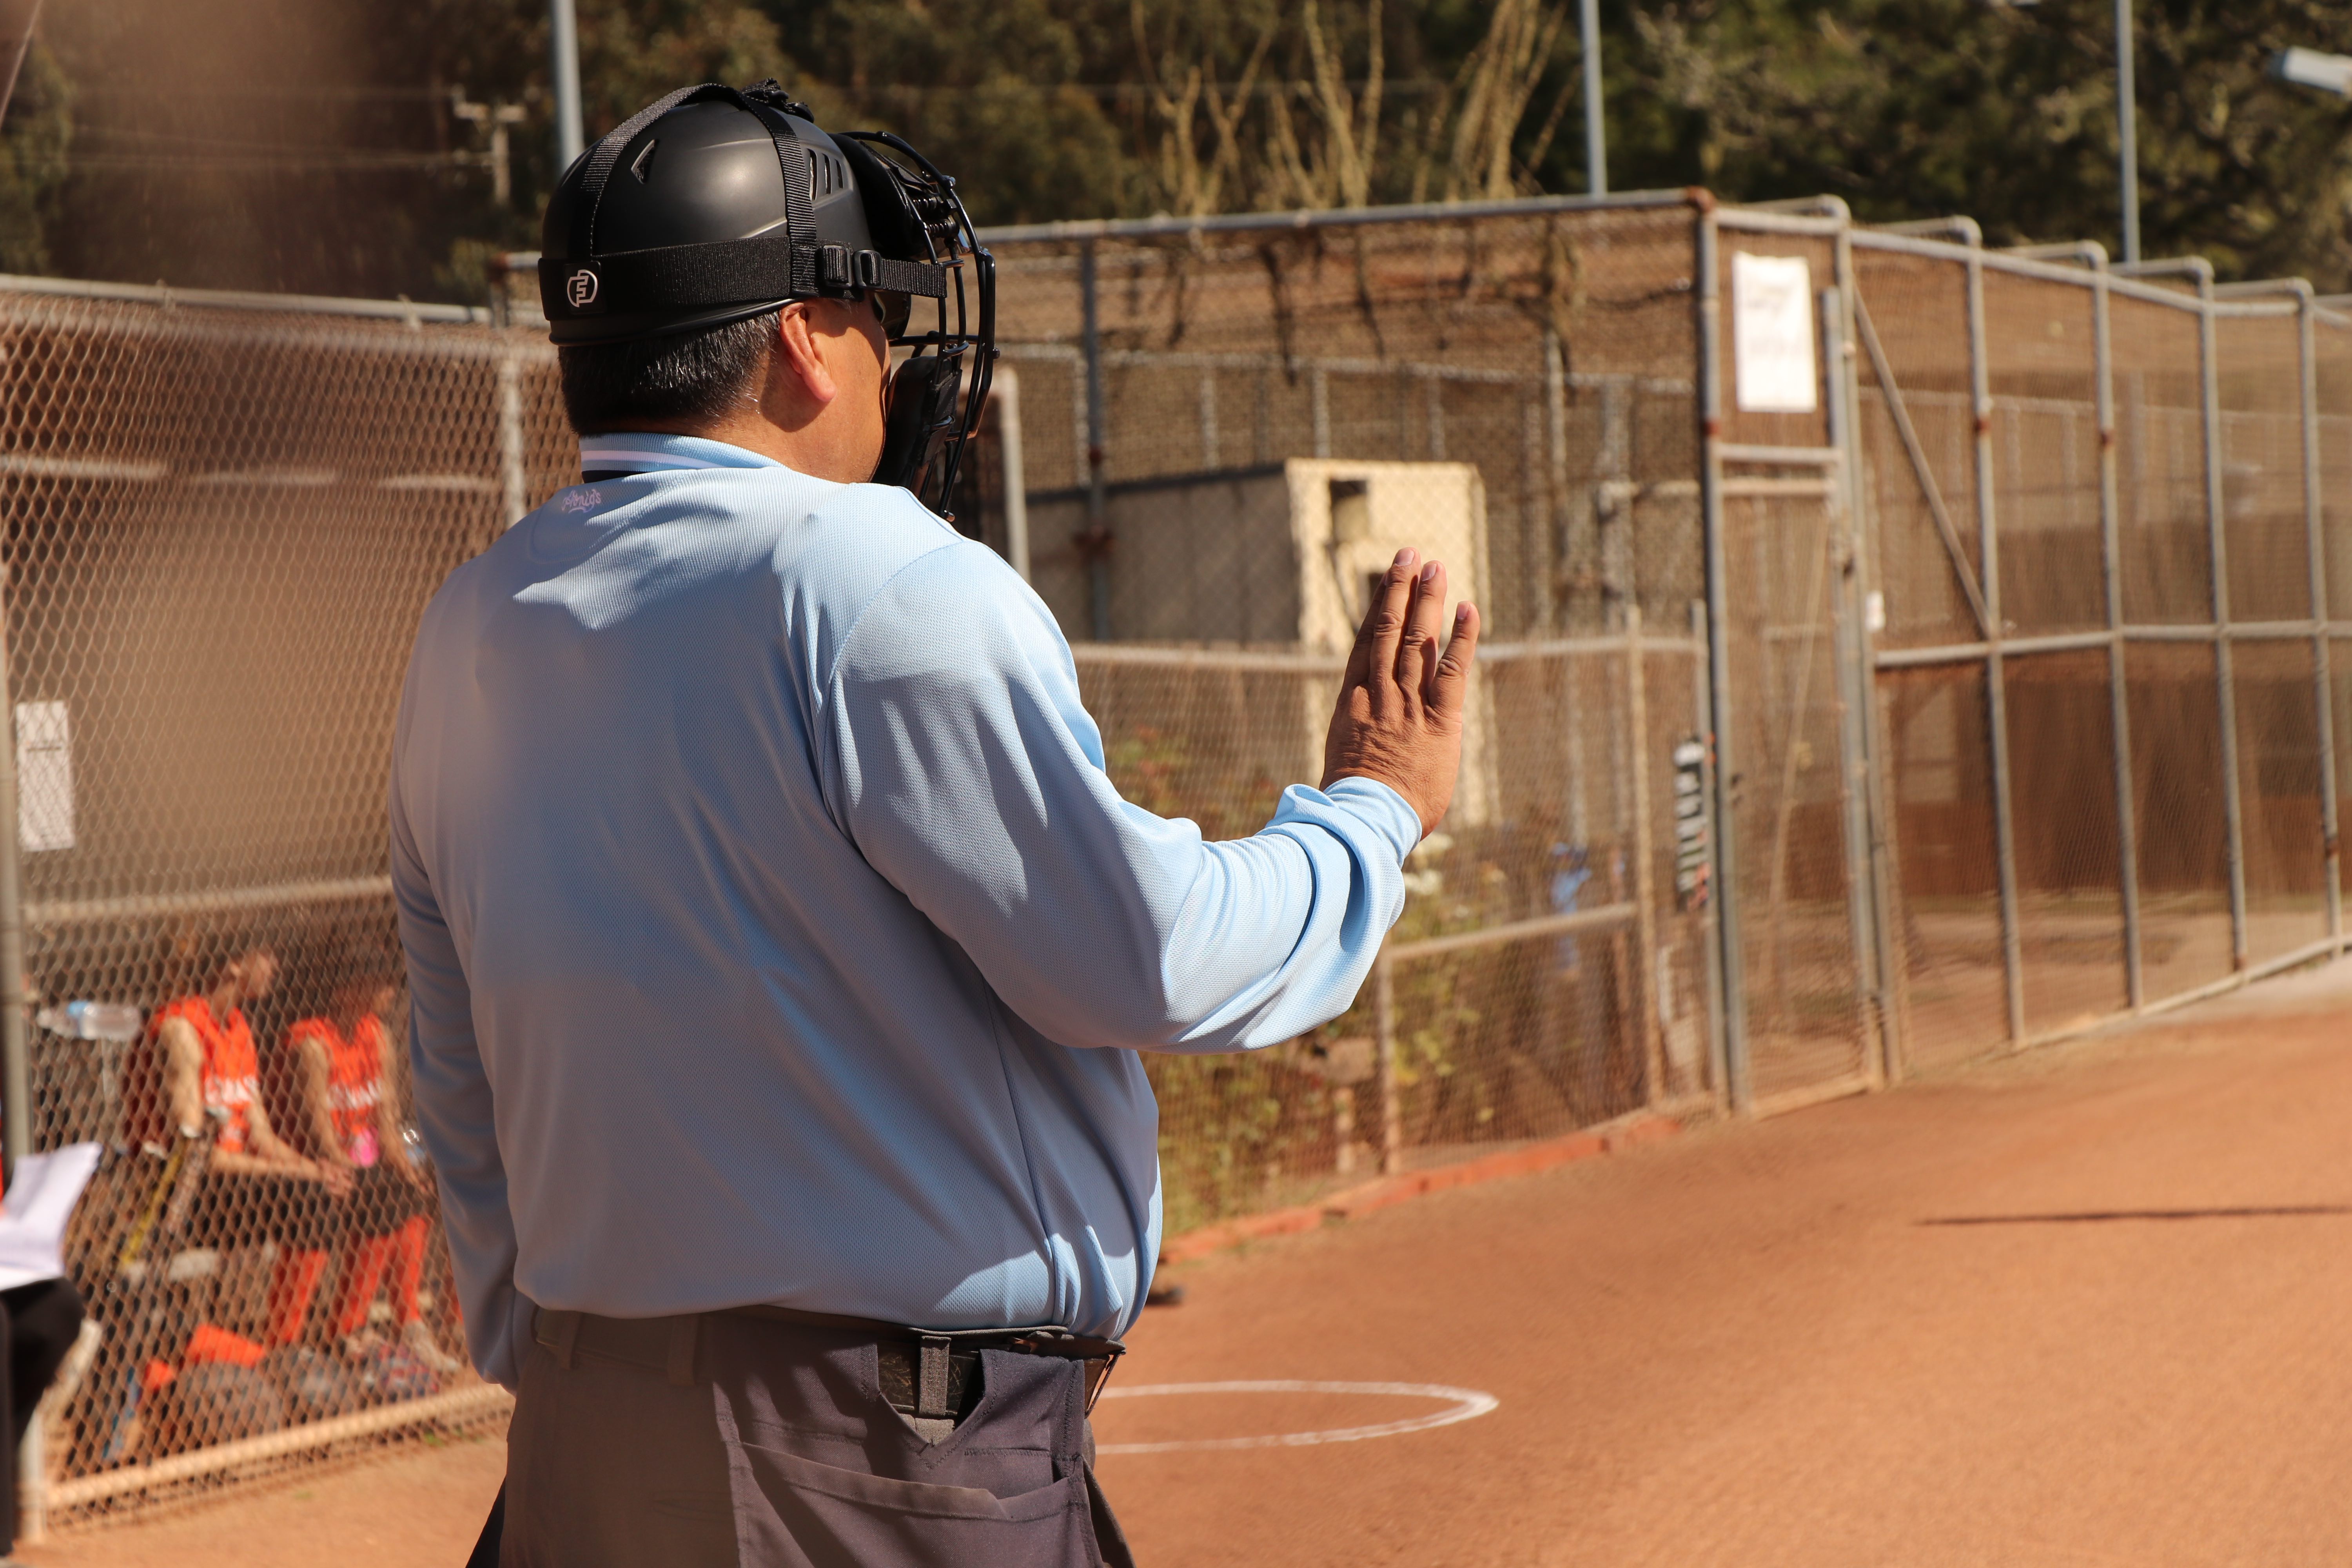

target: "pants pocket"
[729,1442,1100,1568]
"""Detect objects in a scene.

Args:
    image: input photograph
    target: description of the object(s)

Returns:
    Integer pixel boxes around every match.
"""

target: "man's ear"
[773,305,841,410]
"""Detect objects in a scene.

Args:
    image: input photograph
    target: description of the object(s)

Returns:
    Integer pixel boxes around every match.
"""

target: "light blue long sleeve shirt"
[389,433,1420,1388]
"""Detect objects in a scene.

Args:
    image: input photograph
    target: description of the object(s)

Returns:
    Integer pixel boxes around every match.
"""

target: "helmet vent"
[629,139,659,184]
[805,149,849,199]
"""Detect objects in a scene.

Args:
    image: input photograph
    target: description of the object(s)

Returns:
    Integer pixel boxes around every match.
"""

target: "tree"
[0,39,70,274]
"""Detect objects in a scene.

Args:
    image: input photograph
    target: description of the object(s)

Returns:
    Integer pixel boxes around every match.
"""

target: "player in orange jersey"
[281,940,458,1372]
[129,941,351,1348]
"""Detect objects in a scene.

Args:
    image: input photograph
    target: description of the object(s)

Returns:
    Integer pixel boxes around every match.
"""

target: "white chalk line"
[1092,1379,1500,1454]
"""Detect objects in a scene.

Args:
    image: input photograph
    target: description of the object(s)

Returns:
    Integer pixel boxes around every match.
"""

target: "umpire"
[392,82,1479,1568]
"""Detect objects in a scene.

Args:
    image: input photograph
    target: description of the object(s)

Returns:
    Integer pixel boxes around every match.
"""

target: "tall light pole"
[0,0,42,129]
[2116,0,2140,264]
[1581,0,1607,196]
[550,0,584,173]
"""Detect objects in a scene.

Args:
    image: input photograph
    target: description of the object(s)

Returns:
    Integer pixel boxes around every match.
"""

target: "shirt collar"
[577,432,786,477]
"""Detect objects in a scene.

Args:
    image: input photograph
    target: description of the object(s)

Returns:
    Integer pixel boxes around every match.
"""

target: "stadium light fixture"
[2272,45,2352,99]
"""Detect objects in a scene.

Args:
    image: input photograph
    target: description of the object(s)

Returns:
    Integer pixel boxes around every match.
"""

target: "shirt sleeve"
[390,771,532,1391]
[817,542,1421,1054]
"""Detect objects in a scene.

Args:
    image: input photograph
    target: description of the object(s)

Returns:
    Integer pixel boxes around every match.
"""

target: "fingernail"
[1420,561,1439,584]
[1394,548,1418,568]
[1457,603,1472,620]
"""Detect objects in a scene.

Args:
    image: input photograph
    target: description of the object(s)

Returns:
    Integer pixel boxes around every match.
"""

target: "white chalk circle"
[1092,1379,1499,1455]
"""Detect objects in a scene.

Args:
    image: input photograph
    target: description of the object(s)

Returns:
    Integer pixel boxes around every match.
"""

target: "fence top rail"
[979,189,1702,245]
[0,269,498,325]
[1847,228,2321,319]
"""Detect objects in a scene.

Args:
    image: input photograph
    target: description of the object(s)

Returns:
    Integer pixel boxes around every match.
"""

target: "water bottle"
[34,1000,144,1042]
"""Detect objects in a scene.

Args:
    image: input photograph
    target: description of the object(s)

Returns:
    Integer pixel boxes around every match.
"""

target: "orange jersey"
[284,1014,389,1162]
[139,996,262,1154]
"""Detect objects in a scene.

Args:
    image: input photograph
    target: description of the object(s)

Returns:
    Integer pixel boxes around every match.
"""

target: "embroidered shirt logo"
[560,487,604,513]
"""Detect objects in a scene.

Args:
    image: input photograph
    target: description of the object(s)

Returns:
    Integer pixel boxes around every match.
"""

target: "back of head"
[539,80,995,516]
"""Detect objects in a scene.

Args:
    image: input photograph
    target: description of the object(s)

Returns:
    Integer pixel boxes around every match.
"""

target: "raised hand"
[1320,548,1481,836]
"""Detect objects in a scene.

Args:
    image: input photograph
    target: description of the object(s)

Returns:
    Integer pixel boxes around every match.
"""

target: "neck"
[205,980,239,1018]
[332,1005,366,1034]
[606,411,799,470]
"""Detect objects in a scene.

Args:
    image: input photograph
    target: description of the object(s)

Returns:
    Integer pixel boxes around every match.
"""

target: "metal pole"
[2297,290,2341,950]
[1580,0,1607,197]
[1626,606,1663,1101]
[2091,252,2145,1007]
[497,350,528,530]
[1079,244,1112,642]
[1374,956,1401,1174]
[1545,330,1570,629]
[1837,236,1906,1080]
[549,0,585,172]
[0,0,41,129]
[0,564,27,1186]
[1822,283,1885,1083]
[1695,206,1753,1109]
[995,367,1032,581]
[1965,237,2028,1045]
[2116,0,2141,266]
[2198,275,2249,970]
[1694,598,1730,1103]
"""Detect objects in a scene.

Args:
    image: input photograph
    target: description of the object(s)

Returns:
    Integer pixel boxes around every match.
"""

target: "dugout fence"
[0,190,2347,1528]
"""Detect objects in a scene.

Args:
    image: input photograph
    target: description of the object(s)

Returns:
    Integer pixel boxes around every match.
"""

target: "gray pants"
[502,1309,1134,1567]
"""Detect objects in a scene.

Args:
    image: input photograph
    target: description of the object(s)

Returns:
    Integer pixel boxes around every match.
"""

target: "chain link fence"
[3,189,2350,1531]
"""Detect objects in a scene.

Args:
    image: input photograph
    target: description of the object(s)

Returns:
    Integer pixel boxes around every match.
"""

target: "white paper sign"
[16,699,74,853]
[0,1143,101,1291]
[1733,252,1819,414]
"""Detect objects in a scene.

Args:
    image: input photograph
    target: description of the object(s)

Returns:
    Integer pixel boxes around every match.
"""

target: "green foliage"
[1603,0,2352,281]
[0,42,73,275]
[21,0,2352,296]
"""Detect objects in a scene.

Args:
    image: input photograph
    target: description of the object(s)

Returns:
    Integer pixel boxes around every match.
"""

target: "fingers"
[1357,548,1417,690]
[1397,558,1448,691]
[1428,599,1481,715]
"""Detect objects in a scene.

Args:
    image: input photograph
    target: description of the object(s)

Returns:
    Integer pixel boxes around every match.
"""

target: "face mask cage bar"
[840,131,997,521]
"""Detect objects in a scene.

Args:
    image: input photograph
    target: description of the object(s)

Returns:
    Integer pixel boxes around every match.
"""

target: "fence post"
[1544,330,1570,630]
[17,1409,42,1544]
[1695,205,1753,1110]
[995,367,1032,581]
[1693,599,1731,1104]
[1373,955,1401,1174]
[2194,271,2250,970]
[497,347,528,530]
[1964,237,2029,1045]
[0,561,23,1189]
[2089,250,2146,1009]
[2292,289,2343,953]
[1079,243,1112,641]
[1820,283,1886,1084]
[1626,606,1664,1102]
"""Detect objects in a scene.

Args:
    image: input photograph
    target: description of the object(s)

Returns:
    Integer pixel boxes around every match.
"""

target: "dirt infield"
[27,958,2352,1564]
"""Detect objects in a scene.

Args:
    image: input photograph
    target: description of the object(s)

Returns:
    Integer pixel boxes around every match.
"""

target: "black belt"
[532,1305,1125,1419]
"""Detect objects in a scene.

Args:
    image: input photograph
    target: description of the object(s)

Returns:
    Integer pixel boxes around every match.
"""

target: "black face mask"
[874,350,971,510]
[838,133,995,523]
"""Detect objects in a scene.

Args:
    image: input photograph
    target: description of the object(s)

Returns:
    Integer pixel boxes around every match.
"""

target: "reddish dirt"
[25,960,2352,1565]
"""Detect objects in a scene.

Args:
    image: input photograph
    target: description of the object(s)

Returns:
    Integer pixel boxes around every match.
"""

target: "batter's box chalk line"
[1093,1380,1499,1454]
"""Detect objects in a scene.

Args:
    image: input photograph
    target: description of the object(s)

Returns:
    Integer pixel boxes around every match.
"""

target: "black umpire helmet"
[539,80,996,518]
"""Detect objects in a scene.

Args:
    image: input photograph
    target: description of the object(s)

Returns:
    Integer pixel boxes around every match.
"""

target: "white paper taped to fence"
[15,700,74,853]
[1732,252,1818,414]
